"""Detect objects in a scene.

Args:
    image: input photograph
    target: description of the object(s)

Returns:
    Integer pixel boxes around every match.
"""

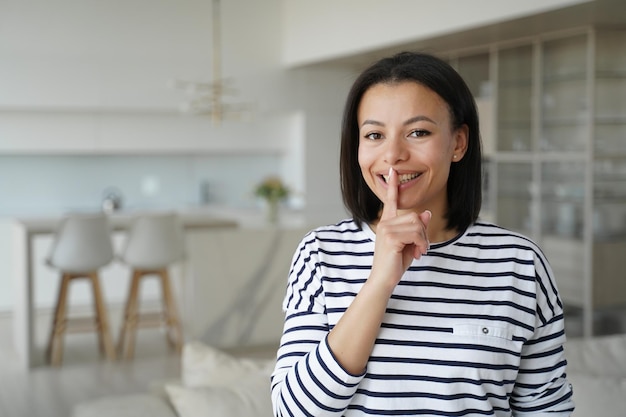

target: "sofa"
[562,332,626,416]
[73,333,626,417]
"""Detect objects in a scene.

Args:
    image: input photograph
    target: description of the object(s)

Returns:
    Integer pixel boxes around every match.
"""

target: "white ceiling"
[309,0,626,70]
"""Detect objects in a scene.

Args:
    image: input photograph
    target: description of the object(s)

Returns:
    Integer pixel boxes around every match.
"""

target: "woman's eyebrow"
[360,119,384,127]
[403,115,436,125]
[360,115,437,128]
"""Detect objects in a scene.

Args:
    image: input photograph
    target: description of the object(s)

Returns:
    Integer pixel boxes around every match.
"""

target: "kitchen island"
[9,208,311,369]
[10,210,238,368]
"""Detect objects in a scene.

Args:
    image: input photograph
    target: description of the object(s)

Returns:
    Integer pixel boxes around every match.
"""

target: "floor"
[0,307,182,417]
[0,303,280,417]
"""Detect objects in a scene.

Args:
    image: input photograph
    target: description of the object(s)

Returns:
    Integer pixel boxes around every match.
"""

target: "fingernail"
[388,167,393,177]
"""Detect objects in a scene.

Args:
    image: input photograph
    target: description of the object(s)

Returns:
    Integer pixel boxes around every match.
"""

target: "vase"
[266,198,279,225]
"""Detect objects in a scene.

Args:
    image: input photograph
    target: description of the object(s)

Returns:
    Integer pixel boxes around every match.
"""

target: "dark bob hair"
[339,51,482,232]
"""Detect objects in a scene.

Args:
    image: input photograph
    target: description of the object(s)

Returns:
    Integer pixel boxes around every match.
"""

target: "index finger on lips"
[381,167,398,221]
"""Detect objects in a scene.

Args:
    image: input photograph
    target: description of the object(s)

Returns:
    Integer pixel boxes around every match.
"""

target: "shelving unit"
[451,27,626,337]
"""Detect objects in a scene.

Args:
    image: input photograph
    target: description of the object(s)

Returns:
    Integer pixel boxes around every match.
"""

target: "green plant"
[254,176,289,201]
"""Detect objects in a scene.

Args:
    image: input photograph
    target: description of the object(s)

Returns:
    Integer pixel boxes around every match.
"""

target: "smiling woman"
[270,52,575,417]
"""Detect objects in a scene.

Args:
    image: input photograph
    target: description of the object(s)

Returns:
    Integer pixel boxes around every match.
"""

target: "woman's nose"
[384,136,409,164]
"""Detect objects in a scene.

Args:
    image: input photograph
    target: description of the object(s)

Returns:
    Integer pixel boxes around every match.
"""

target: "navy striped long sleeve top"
[270,219,575,416]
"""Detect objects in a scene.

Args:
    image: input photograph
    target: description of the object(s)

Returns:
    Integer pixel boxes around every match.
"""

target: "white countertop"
[10,204,309,233]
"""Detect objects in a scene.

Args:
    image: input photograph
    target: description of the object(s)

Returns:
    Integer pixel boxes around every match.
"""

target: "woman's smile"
[381,171,421,185]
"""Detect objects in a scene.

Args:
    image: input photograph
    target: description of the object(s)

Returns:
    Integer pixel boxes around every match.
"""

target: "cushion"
[72,393,177,417]
[569,373,626,417]
[165,369,273,417]
[181,341,274,387]
[163,342,275,417]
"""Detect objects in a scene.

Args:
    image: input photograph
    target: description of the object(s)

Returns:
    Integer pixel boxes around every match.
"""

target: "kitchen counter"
[13,209,239,234]
[10,209,240,369]
[9,206,315,369]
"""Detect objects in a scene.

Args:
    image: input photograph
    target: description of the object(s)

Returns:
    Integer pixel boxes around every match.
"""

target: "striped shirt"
[270,219,575,416]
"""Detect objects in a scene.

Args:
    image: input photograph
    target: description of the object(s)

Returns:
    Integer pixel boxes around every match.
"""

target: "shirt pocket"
[452,323,514,341]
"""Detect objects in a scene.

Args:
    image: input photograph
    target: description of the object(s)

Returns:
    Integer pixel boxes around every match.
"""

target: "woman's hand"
[371,167,431,289]
[327,167,430,373]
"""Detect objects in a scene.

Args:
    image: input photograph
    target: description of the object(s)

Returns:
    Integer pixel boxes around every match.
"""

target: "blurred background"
[1,0,625,350]
[2,1,626,416]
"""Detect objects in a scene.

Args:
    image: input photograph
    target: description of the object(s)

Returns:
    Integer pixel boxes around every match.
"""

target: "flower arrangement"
[254,176,289,224]
[254,176,290,202]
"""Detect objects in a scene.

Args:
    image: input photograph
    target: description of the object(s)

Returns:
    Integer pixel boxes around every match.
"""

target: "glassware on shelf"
[496,162,533,235]
[541,161,585,239]
[541,34,589,152]
[593,158,626,239]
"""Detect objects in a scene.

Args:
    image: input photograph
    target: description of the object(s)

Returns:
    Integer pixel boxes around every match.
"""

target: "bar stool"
[45,212,117,366]
[117,212,185,359]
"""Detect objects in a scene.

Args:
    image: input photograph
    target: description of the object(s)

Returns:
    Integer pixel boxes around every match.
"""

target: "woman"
[270,52,574,416]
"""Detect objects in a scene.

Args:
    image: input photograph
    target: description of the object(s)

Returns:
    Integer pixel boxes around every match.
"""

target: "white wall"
[281,0,591,67]
[0,0,356,224]
[1,0,209,110]
[0,0,283,110]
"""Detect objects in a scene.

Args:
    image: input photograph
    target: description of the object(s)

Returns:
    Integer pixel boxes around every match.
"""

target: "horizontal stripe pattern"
[271,219,574,416]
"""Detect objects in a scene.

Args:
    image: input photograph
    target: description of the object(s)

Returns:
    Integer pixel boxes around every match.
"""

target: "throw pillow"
[568,373,626,417]
[165,368,273,417]
[181,341,274,388]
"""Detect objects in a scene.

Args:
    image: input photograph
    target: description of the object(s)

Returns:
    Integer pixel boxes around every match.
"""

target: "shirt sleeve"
[510,249,575,416]
[270,232,365,417]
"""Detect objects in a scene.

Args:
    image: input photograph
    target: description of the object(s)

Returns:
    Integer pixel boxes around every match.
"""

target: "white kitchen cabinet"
[184,227,310,350]
[0,110,293,155]
[453,27,626,337]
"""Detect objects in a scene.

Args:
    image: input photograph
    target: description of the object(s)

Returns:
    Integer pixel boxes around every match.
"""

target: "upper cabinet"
[0,110,294,155]
[454,27,626,337]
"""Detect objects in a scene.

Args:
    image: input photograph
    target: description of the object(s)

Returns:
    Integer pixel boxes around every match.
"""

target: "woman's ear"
[452,124,469,162]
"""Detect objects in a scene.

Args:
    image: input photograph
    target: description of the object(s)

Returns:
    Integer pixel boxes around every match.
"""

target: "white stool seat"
[47,213,114,272]
[121,212,185,269]
[118,212,185,359]
[45,212,116,366]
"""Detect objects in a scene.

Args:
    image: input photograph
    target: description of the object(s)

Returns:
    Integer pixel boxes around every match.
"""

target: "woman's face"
[357,81,468,218]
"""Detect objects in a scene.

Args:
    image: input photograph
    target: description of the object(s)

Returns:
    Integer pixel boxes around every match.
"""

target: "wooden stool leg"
[159,269,183,353]
[118,270,142,360]
[90,272,116,361]
[46,273,71,366]
[46,273,65,363]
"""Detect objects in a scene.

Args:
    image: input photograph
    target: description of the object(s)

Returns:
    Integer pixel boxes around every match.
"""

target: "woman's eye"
[409,129,430,138]
[364,132,383,140]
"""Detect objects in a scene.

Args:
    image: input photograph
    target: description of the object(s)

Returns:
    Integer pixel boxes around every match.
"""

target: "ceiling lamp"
[171,0,252,125]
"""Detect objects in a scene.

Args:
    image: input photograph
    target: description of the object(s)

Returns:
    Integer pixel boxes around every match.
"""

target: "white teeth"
[382,172,420,184]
